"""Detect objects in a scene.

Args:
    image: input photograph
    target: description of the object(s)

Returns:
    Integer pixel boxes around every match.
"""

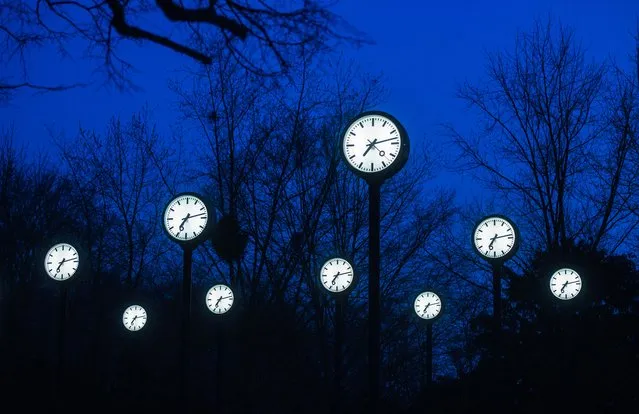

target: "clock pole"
[56,286,68,396]
[368,182,381,411]
[426,322,433,387]
[180,245,193,407]
[492,261,502,333]
[332,296,345,414]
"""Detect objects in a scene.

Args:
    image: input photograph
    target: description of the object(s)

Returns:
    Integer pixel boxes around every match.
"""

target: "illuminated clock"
[319,257,355,294]
[44,243,79,281]
[414,291,442,320]
[472,214,519,261]
[206,284,234,315]
[163,192,212,245]
[549,268,582,300]
[122,305,147,331]
[341,111,410,182]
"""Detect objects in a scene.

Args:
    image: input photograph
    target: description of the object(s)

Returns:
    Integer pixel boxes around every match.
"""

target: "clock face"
[550,268,582,300]
[342,113,404,174]
[320,257,355,293]
[206,284,234,314]
[163,194,209,242]
[473,216,517,260]
[414,291,442,320]
[122,305,147,331]
[44,243,79,281]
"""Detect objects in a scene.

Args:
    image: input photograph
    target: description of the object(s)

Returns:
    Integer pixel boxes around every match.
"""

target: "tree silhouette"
[0,0,369,96]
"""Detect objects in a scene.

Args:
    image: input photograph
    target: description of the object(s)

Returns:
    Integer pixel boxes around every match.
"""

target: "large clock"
[44,243,79,281]
[341,110,409,182]
[472,214,520,262]
[549,268,582,300]
[319,257,356,294]
[414,291,442,320]
[163,192,212,245]
[122,305,147,331]
[206,284,234,315]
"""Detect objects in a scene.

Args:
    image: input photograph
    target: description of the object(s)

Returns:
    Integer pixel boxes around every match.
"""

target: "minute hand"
[373,137,399,145]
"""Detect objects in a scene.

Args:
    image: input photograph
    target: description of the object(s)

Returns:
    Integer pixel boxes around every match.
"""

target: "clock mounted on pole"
[162,192,215,405]
[340,110,409,412]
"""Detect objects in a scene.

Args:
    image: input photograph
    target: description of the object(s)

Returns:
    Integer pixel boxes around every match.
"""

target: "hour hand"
[179,213,191,231]
[56,258,67,273]
[362,139,378,157]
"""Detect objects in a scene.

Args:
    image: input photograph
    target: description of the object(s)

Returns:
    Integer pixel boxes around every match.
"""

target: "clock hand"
[373,137,399,145]
[188,213,207,218]
[493,234,512,239]
[488,234,498,250]
[560,281,568,293]
[179,213,191,231]
[56,258,67,273]
[362,139,379,157]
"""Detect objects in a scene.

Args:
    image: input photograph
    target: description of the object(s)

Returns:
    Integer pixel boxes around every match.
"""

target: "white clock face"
[550,268,582,300]
[206,284,234,314]
[414,291,442,320]
[122,305,147,331]
[44,243,79,281]
[163,194,209,242]
[320,257,354,293]
[473,216,517,259]
[343,114,403,174]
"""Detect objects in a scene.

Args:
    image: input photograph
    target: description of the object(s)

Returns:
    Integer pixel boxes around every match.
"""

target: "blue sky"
[2,0,638,201]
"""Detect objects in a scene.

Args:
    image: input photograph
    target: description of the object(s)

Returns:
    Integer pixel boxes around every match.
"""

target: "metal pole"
[492,262,502,333]
[368,183,381,411]
[216,325,223,410]
[180,246,193,406]
[56,286,68,406]
[332,297,344,414]
[426,323,433,387]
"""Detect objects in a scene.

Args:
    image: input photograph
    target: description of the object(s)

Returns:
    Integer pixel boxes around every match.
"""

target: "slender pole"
[216,324,223,410]
[492,261,502,333]
[368,182,381,411]
[332,297,345,414]
[425,322,433,387]
[56,286,68,405]
[180,246,193,406]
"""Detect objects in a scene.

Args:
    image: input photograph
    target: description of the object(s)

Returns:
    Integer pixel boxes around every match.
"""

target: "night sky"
[2,0,639,201]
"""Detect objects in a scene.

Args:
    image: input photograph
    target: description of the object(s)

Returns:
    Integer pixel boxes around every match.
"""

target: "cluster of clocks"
[119,283,236,332]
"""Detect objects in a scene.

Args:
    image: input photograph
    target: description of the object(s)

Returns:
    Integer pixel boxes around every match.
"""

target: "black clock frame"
[318,254,359,297]
[205,282,236,316]
[162,191,216,248]
[413,290,444,324]
[340,110,410,185]
[471,213,521,263]
[41,234,88,285]
[548,265,585,303]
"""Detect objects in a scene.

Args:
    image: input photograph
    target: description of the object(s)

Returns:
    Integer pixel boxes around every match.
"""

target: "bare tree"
[0,0,368,95]
[444,17,639,255]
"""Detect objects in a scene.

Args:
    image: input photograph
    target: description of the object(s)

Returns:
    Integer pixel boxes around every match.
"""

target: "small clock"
[319,257,355,294]
[341,111,409,182]
[206,284,234,314]
[414,291,442,320]
[472,214,520,261]
[550,268,582,300]
[163,192,211,245]
[122,305,147,331]
[44,243,79,281]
